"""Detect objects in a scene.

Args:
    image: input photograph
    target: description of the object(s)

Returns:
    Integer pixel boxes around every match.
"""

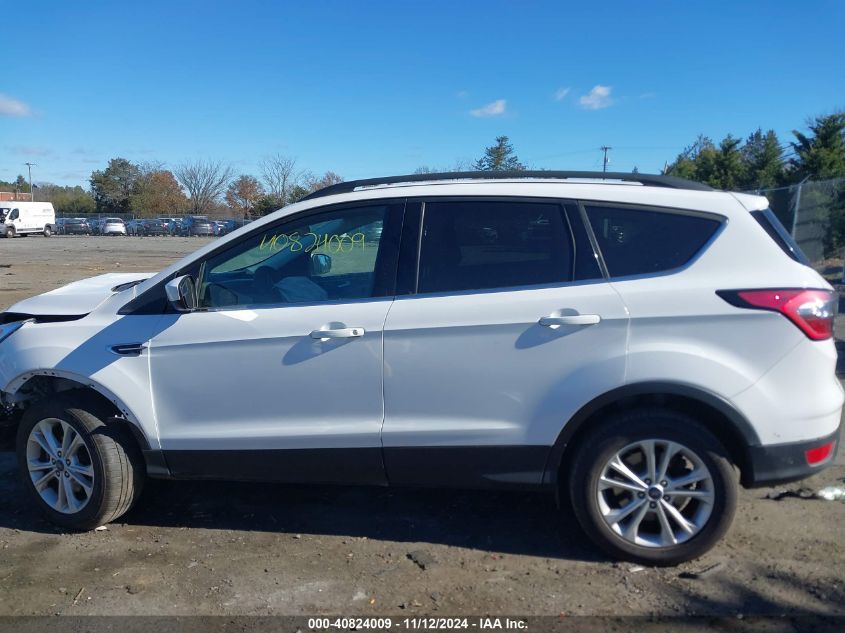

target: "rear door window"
[585,205,722,277]
[418,200,574,293]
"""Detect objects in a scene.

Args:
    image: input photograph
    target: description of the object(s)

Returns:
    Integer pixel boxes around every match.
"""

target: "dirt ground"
[0,236,843,618]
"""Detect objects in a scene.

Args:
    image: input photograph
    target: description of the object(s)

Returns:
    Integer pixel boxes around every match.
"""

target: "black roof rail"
[301,170,713,200]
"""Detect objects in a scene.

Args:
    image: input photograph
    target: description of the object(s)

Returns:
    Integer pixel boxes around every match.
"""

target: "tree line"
[2,109,843,218]
[84,156,345,219]
[664,111,845,190]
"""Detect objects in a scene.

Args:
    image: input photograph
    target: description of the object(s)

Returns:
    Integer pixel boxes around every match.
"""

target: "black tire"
[16,391,145,530]
[568,408,737,566]
[4,226,14,238]
[43,225,52,237]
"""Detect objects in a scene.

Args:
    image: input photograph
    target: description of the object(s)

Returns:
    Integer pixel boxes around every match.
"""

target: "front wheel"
[16,392,145,530]
[569,408,737,566]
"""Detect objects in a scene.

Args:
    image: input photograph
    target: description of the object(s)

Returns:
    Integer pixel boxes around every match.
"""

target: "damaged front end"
[0,394,20,429]
[0,317,31,427]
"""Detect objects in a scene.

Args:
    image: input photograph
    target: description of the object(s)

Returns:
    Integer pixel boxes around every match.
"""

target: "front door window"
[197,203,399,309]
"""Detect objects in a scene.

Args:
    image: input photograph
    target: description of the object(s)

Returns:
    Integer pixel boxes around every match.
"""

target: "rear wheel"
[569,408,737,566]
[16,392,145,530]
[43,225,52,237]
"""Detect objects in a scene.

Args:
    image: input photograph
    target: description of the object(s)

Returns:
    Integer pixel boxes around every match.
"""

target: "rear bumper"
[744,426,840,487]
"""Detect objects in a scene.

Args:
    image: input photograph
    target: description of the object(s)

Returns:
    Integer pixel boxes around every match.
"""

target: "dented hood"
[4,273,154,317]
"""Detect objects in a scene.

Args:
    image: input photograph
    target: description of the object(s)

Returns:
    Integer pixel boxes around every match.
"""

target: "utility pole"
[600,146,612,173]
[25,162,36,201]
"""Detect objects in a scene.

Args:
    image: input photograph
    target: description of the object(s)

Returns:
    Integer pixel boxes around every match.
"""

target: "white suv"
[1,172,840,565]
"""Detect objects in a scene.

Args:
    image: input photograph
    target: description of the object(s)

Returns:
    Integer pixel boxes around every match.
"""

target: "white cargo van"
[0,201,56,237]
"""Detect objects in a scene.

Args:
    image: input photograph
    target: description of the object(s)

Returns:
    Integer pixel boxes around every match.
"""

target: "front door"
[149,200,404,485]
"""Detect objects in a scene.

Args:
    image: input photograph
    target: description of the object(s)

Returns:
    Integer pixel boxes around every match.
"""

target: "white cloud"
[0,94,32,117]
[579,85,613,110]
[554,87,570,101]
[470,99,507,118]
[9,145,51,156]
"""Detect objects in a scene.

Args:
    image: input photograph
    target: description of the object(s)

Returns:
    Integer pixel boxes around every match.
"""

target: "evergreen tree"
[741,129,784,189]
[697,135,746,190]
[473,136,526,171]
[790,112,845,181]
[665,135,714,180]
[90,158,140,214]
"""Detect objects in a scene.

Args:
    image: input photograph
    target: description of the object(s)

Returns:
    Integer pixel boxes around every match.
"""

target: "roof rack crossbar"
[301,170,712,200]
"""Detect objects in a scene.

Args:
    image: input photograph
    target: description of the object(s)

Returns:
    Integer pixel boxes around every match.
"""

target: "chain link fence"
[750,178,845,276]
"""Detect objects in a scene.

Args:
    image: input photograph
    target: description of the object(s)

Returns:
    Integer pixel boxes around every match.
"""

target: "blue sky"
[2,1,844,187]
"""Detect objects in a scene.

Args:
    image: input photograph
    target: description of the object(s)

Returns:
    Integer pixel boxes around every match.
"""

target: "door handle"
[539,314,601,327]
[310,327,365,340]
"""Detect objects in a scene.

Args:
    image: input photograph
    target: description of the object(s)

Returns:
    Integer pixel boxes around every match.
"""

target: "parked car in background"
[158,217,182,235]
[99,218,127,236]
[125,219,144,236]
[223,218,252,234]
[138,219,169,236]
[214,220,227,236]
[0,201,56,238]
[58,218,91,235]
[178,215,216,236]
[167,218,186,236]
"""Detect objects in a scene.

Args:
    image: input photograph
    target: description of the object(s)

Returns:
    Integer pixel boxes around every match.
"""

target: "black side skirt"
[152,446,551,490]
[161,448,387,486]
[383,446,550,489]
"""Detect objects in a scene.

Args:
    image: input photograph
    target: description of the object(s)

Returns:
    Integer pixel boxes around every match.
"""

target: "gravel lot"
[0,236,843,617]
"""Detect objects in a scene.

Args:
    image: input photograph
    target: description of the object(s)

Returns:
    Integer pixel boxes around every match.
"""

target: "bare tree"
[259,153,299,205]
[310,171,343,191]
[174,160,233,214]
[414,160,472,175]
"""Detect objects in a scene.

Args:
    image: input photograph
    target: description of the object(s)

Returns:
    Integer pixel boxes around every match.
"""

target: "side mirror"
[165,275,198,312]
[310,253,332,276]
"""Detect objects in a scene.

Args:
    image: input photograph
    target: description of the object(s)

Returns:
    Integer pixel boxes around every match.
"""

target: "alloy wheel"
[26,418,95,514]
[596,439,715,548]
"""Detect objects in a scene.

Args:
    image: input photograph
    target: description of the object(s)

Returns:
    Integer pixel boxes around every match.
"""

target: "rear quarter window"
[750,209,810,266]
[585,205,722,277]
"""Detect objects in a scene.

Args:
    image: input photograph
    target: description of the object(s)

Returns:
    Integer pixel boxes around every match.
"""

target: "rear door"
[381,198,629,488]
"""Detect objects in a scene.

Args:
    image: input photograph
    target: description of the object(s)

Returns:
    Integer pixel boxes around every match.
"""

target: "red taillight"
[719,289,835,340]
[805,441,835,466]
